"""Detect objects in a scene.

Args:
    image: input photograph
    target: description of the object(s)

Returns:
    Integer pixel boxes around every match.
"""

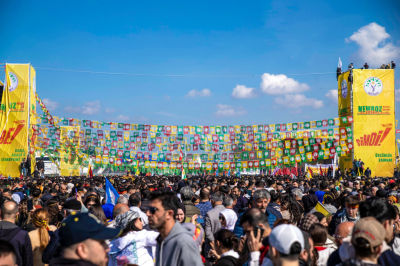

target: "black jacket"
[214,255,238,266]
[0,221,33,266]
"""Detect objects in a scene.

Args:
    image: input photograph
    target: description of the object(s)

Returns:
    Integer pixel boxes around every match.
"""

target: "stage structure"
[0,63,396,178]
[338,69,395,177]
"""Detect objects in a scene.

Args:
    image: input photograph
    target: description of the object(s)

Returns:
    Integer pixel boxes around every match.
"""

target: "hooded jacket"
[220,209,237,231]
[108,229,159,266]
[155,222,203,266]
[0,221,33,266]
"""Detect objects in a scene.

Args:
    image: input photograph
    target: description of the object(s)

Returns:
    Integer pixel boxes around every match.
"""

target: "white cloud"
[232,85,256,99]
[186,88,211,98]
[215,104,246,117]
[396,89,400,102]
[325,89,338,103]
[105,107,115,114]
[81,100,101,115]
[274,94,323,109]
[164,95,171,101]
[64,100,101,115]
[64,106,81,113]
[116,114,130,122]
[42,98,58,111]
[260,73,309,95]
[346,22,400,65]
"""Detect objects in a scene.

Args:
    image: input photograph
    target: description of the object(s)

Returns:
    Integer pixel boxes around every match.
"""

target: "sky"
[1,0,400,126]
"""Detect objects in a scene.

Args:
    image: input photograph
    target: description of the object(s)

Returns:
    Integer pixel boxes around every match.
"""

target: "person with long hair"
[281,194,303,225]
[28,208,56,266]
[88,204,108,225]
[108,210,159,266]
[209,229,239,266]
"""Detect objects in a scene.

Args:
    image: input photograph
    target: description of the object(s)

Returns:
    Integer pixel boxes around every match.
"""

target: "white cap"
[269,224,304,255]
[11,194,21,204]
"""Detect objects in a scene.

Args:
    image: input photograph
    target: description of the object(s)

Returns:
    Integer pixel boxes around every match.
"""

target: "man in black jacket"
[0,200,33,266]
[49,212,120,266]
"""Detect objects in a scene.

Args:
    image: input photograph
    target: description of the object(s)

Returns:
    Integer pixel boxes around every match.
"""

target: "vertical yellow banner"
[29,66,37,174]
[353,69,395,177]
[338,71,352,171]
[0,64,30,177]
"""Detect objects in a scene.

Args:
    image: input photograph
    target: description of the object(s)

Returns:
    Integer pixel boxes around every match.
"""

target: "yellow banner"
[29,66,37,174]
[353,69,395,177]
[338,71,352,170]
[0,64,31,177]
[60,126,81,176]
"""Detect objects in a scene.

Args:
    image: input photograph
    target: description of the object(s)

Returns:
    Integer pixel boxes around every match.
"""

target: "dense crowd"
[0,172,400,266]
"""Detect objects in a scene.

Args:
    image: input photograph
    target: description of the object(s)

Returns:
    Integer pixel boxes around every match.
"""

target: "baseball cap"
[59,212,120,247]
[269,224,304,255]
[63,199,82,211]
[352,217,385,248]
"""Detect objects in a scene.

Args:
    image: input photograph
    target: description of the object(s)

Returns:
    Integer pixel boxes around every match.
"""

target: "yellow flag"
[315,202,330,217]
[0,64,31,177]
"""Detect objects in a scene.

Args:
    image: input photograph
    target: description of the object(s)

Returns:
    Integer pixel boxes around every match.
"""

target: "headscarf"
[220,209,238,231]
[388,195,397,203]
[298,213,318,232]
[114,210,140,230]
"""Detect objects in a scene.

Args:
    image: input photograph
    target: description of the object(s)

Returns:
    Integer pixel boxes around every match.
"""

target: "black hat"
[59,212,120,247]
[63,199,82,211]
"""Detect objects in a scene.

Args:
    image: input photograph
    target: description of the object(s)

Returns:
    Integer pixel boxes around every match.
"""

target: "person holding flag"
[105,177,120,205]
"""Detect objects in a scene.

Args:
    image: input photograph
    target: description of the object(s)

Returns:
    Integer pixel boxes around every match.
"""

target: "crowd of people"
[0,171,400,266]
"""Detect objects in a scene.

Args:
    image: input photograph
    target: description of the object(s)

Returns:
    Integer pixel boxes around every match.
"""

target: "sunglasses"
[148,206,159,214]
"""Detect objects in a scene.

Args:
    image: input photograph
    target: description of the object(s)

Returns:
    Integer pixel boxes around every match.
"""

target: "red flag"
[88,165,93,178]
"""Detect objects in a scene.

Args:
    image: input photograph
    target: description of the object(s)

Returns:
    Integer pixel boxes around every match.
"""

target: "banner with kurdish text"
[352,69,395,177]
[60,126,81,176]
[0,64,31,177]
[338,71,352,171]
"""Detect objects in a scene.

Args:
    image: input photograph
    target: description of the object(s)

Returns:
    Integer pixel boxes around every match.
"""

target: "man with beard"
[148,191,203,266]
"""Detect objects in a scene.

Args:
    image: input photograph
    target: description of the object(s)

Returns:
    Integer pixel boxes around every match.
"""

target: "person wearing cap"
[359,197,400,265]
[338,217,385,266]
[108,210,158,266]
[49,212,120,266]
[268,224,304,266]
[147,191,203,266]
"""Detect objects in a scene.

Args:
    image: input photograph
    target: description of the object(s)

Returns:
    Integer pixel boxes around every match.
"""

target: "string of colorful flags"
[33,94,354,174]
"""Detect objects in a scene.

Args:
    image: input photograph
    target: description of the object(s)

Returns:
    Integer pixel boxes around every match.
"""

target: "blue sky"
[1,0,400,126]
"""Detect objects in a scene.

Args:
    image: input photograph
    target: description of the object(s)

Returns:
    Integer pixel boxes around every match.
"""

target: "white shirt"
[130,206,149,226]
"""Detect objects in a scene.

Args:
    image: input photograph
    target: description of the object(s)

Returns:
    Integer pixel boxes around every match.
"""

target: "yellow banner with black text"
[352,69,395,177]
